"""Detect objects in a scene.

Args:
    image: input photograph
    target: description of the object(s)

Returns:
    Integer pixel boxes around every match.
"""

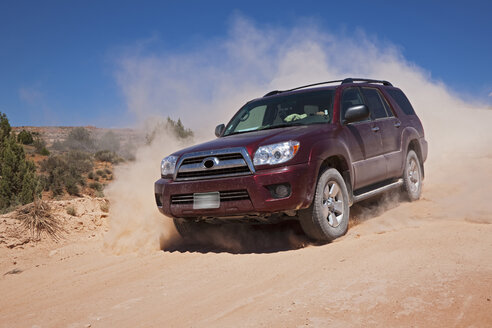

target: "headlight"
[161,155,178,178]
[253,141,300,166]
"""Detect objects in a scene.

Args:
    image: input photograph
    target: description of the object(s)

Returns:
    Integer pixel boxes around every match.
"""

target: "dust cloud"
[104,126,185,254]
[106,17,492,253]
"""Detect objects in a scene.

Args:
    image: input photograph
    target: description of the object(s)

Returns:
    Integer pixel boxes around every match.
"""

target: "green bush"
[40,151,93,197]
[17,130,34,144]
[88,171,94,179]
[33,137,49,155]
[96,169,104,176]
[0,113,40,211]
[66,205,77,216]
[39,147,50,156]
[94,150,121,163]
[146,117,194,145]
[89,182,102,191]
[64,127,95,152]
[97,131,120,153]
[104,168,112,174]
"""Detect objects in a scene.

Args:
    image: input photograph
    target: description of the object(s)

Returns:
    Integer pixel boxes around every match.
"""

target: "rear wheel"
[299,168,350,242]
[402,150,422,201]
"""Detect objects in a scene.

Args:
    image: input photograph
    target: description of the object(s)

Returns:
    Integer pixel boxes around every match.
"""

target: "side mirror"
[344,104,369,124]
[215,124,225,137]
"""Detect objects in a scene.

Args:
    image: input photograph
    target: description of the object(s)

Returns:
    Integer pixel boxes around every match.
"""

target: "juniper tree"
[0,112,40,211]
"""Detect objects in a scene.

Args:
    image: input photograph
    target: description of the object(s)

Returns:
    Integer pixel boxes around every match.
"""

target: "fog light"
[268,183,291,199]
[275,185,289,198]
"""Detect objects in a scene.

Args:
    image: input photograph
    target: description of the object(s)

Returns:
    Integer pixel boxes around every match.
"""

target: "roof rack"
[263,78,393,97]
[341,78,393,86]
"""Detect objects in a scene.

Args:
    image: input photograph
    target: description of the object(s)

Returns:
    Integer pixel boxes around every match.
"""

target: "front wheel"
[299,168,350,242]
[402,150,423,201]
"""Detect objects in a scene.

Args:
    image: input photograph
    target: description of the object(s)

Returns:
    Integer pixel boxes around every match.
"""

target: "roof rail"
[341,78,393,86]
[262,78,393,97]
[263,79,344,97]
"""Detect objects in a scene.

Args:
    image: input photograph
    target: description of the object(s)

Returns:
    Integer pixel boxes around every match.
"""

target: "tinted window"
[341,87,364,120]
[361,88,388,119]
[387,89,416,115]
[379,92,394,117]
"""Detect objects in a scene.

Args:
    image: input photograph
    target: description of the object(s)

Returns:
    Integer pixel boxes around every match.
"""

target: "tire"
[173,218,209,239]
[299,168,350,242]
[402,150,423,201]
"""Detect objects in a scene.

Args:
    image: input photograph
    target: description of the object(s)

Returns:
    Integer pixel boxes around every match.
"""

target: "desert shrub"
[39,147,50,156]
[146,117,194,145]
[95,190,104,197]
[15,200,63,240]
[32,137,50,156]
[89,182,102,191]
[88,171,94,179]
[100,202,109,213]
[66,205,77,216]
[0,113,41,211]
[107,175,113,180]
[64,127,95,152]
[17,130,34,144]
[65,177,80,196]
[96,169,104,176]
[97,131,120,153]
[104,168,112,174]
[94,176,99,181]
[51,139,65,151]
[94,150,122,163]
[40,151,93,197]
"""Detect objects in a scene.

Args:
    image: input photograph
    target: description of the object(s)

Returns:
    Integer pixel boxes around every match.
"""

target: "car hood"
[171,124,331,158]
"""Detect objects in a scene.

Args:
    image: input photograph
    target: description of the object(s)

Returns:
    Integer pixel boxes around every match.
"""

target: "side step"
[353,179,403,203]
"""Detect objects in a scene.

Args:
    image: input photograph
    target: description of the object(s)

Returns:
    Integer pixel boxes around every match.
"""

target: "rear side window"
[387,89,416,115]
[361,88,390,119]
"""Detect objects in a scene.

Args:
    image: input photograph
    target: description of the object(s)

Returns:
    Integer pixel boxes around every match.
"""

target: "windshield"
[223,89,334,136]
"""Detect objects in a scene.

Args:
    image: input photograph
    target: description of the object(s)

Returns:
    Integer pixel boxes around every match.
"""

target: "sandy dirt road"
[1,154,492,327]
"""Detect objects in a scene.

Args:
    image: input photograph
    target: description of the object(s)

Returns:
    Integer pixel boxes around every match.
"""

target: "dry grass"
[15,200,64,240]
[66,205,77,216]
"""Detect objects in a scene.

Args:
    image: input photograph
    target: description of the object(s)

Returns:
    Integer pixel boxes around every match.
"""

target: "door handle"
[371,126,380,132]
[394,121,401,128]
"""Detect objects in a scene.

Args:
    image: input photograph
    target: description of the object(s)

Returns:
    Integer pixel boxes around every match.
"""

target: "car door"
[361,87,403,179]
[341,87,386,189]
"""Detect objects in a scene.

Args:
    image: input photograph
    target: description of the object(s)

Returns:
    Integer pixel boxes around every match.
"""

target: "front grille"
[181,153,243,165]
[175,148,253,181]
[171,190,250,205]
[177,166,250,179]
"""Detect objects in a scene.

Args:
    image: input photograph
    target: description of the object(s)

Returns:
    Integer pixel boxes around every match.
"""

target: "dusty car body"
[155,78,427,241]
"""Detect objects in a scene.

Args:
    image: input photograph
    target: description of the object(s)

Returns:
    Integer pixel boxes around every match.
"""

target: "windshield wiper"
[257,122,304,131]
[225,122,303,136]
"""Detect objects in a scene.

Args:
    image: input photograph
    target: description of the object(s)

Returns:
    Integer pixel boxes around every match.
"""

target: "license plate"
[193,192,220,209]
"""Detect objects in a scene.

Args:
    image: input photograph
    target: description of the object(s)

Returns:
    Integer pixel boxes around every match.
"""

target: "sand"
[1,152,491,327]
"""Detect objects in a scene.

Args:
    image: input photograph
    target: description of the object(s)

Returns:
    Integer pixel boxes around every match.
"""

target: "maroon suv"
[154,78,427,242]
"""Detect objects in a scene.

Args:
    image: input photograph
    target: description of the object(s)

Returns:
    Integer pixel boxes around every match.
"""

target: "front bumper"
[154,161,318,219]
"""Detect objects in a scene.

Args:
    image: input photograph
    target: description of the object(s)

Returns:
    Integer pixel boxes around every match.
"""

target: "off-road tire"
[402,150,422,201]
[299,168,350,242]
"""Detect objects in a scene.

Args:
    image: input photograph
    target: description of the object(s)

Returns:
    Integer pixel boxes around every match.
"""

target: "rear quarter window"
[387,89,416,116]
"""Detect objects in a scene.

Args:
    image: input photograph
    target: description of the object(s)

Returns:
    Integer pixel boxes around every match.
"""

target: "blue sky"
[1,0,491,127]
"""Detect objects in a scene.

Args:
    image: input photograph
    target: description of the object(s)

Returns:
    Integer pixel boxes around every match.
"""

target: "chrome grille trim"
[179,158,247,173]
[171,190,250,205]
[174,147,255,181]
